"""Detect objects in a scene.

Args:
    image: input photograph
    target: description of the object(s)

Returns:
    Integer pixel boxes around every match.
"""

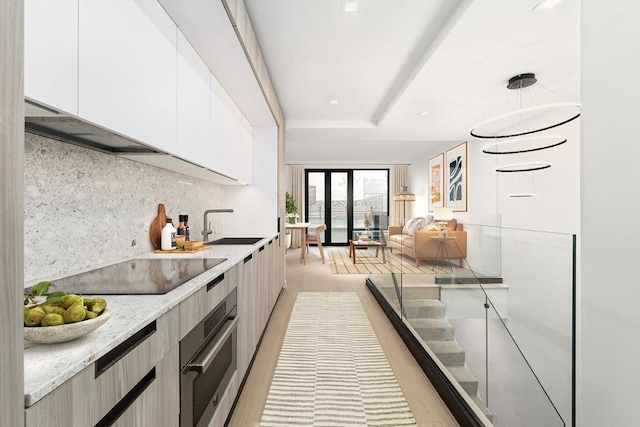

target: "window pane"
[307,172,325,229]
[331,172,348,243]
[353,170,388,232]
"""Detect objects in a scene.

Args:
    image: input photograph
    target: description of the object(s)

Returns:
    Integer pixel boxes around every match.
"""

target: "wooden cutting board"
[153,246,211,254]
[150,203,167,249]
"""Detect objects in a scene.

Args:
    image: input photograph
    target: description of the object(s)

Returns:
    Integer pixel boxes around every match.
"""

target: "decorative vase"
[285,232,292,249]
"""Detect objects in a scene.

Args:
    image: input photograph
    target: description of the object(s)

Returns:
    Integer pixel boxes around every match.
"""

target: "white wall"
[224,126,278,237]
[580,3,640,426]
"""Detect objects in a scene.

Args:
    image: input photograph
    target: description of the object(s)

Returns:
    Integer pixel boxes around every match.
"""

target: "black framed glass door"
[306,169,389,245]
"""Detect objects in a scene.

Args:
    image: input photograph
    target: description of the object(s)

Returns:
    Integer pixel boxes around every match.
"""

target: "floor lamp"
[393,185,415,226]
[392,186,415,319]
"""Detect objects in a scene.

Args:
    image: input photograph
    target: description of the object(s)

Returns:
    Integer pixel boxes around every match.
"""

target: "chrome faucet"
[202,208,234,240]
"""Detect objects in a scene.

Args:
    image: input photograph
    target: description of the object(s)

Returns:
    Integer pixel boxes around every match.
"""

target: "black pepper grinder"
[177,215,185,235]
[183,215,190,241]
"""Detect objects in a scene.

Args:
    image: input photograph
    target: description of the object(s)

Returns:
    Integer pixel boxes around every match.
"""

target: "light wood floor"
[227,246,459,427]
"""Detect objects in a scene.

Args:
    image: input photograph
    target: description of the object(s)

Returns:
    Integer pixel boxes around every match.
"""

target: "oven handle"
[184,316,238,375]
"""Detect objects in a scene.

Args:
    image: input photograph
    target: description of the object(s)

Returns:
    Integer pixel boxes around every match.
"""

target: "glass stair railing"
[367,220,575,427]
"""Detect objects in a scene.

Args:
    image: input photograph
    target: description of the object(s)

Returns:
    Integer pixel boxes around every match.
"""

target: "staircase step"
[410,318,454,341]
[472,396,495,424]
[447,365,479,396]
[426,340,466,366]
[402,299,446,319]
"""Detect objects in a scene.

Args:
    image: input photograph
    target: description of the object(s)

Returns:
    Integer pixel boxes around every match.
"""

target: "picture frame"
[445,141,468,212]
[428,153,444,212]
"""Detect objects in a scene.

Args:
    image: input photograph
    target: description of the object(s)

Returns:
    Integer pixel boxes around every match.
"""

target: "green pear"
[60,294,83,309]
[63,301,86,323]
[41,313,65,327]
[85,297,107,314]
[24,307,46,327]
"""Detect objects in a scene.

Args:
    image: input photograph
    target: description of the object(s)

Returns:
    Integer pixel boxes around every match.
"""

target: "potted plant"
[285,192,299,249]
[285,192,299,224]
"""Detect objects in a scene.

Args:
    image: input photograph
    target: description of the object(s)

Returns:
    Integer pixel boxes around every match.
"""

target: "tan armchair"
[388,220,467,267]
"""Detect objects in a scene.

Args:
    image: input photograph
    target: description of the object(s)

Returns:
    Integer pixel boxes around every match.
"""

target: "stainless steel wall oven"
[180,286,237,427]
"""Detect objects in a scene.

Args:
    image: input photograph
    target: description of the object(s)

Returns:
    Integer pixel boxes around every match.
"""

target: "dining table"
[285,222,311,264]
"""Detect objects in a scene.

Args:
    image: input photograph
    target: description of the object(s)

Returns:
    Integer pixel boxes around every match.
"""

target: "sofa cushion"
[390,234,414,249]
[446,219,458,231]
[402,217,429,235]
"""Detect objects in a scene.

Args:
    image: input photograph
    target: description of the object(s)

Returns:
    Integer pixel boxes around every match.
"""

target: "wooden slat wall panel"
[0,0,24,426]
[221,0,285,127]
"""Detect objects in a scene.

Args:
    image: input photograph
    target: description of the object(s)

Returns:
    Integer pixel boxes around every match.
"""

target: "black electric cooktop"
[27,258,227,295]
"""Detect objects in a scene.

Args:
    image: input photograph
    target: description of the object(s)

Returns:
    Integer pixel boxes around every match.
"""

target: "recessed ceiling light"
[329,99,339,105]
[419,111,430,117]
[533,0,563,11]
[342,1,358,12]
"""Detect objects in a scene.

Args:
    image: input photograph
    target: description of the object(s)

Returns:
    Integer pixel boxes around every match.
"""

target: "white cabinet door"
[177,31,211,168]
[24,0,78,115]
[210,75,242,180]
[78,0,177,154]
[240,114,253,184]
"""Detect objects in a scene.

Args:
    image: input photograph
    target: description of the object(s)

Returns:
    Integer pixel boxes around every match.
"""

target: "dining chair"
[305,224,327,263]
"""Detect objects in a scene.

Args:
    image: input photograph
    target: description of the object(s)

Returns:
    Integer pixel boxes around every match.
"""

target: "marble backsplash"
[24,133,226,283]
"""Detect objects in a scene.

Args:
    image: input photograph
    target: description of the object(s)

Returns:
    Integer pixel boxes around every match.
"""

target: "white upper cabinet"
[24,0,78,115]
[210,75,242,180]
[78,0,177,154]
[240,115,253,184]
[177,31,211,168]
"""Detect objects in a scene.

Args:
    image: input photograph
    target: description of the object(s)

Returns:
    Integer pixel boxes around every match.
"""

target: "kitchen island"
[23,234,283,427]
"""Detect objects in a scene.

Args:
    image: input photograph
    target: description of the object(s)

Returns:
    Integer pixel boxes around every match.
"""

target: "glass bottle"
[161,218,177,250]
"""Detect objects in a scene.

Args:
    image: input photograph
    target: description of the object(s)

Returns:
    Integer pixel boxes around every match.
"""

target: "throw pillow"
[446,219,458,231]
[402,217,428,235]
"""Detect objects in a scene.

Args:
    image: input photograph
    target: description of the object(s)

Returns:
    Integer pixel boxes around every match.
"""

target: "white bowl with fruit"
[23,281,111,344]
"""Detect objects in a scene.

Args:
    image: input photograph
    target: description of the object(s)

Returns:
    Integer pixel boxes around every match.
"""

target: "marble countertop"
[23,235,277,407]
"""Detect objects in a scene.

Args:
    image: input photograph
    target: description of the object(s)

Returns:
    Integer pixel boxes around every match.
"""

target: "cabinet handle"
[207,273,225,292]
[244,254,252,263]
[95,321,156,378]
[259,245,265,252]
[94,368,156,427]
[184,317,238,375]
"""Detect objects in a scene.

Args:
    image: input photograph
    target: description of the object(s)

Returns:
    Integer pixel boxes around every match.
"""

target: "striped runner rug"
[260,292,417,427]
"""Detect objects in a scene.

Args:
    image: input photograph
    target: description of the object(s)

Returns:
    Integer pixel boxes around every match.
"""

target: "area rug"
[328,247,438,275]
[260,292,417,427]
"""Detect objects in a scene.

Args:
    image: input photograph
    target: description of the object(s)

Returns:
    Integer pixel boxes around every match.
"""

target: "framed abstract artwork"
[428,153,444,212]
[445,141,468,212]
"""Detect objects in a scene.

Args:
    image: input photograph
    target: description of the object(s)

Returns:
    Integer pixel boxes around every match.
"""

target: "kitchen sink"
[205,237,264,245]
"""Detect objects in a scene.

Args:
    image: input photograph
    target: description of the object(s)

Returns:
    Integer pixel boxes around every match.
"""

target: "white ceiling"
[243,0,580,165]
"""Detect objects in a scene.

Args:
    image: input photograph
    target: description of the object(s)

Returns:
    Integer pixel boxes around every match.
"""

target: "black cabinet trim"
[207,274,225,292]
[95,368,156,427]
[95,321,157,378]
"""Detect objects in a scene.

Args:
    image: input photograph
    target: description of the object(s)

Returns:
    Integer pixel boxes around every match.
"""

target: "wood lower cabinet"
[24,308,180,427]
[24,244,284,427]
[109,346,179,427]
[178,264,240,341]
[237,239,284,382]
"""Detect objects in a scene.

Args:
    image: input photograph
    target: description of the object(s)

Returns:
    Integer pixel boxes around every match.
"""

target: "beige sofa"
[388,219,467,267]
